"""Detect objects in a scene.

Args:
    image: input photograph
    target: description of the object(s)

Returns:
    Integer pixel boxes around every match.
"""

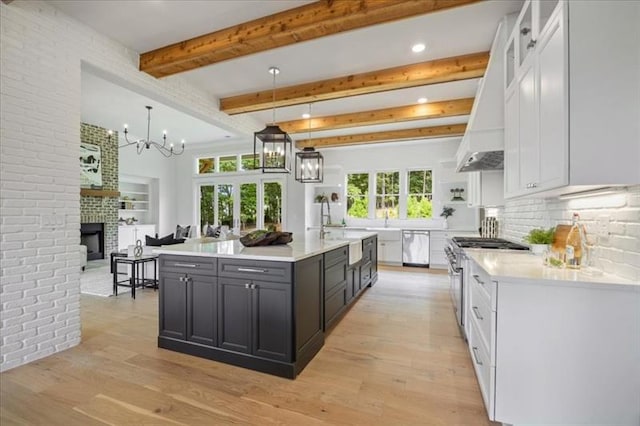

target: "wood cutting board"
[551,224,571,253]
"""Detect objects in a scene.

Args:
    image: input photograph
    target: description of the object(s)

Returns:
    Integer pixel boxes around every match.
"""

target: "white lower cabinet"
[376,229,402,265]
[429,231,447,269]
[466,257,640,424]
[118,224,157,250]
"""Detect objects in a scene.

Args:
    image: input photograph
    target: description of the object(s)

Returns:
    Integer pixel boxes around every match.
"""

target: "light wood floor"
[1,267,494,425]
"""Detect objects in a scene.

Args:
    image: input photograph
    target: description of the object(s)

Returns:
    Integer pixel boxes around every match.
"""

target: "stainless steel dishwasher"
[402,230,430,267]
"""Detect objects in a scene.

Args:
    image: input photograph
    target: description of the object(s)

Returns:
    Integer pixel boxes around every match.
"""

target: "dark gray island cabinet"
[157,235,377,379]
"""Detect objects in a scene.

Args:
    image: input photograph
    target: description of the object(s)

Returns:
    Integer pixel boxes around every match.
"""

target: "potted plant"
[523,227,556,254]
[440,206,455,229]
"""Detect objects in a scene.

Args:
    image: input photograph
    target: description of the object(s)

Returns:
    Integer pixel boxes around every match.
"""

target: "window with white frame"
[407,169,433,219]
[375,171,399,219]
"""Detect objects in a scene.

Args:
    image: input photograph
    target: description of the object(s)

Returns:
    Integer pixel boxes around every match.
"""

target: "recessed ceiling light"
[302,113,311,119]
[417,97,428,104]
[412,43,426,53]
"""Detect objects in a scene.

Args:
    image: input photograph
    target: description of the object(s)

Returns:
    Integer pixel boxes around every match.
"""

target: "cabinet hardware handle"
[179,276,184,282]
[531,183,537,188]
[250,284,257,290]
[472,347,483,366]
[527,39,537,49]
[473,275,485,287]
[237,267,267,273]
[520,27,531,35]
[472,306,484,320]
[174,263,198,268]
[244,283,251,289]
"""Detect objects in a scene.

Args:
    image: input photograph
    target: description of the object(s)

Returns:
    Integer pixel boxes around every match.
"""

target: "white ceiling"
[81,71,235,144]
[53,0,524,147]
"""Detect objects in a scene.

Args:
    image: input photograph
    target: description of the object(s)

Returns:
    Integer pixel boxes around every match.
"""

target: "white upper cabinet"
[467,171,504,208]
[504,0,640,199]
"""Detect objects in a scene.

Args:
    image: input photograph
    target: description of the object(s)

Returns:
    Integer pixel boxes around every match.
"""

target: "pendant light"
[253,67,292,173]
[295,103,323,183]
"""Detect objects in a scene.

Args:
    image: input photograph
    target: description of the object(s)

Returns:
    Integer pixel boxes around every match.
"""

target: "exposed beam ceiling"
[220,52,488,114]
[296,124,467,148]
[139,0,482,78]
[278,98,473,133]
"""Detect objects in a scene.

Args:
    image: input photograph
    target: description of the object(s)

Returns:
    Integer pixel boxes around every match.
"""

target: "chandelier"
[119,106,185,157]
[253,67,292,173]
[295,103,323,183]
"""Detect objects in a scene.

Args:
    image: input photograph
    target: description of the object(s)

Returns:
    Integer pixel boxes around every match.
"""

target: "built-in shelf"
[118,178,153,225]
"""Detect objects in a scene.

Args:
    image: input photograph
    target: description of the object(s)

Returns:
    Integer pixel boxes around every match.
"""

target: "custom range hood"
[456,14,515,172]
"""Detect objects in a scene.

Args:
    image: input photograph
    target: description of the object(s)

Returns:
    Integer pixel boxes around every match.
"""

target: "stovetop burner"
[452,237,529,251]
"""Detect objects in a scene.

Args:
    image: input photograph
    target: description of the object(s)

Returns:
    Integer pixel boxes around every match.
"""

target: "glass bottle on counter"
[565,213,586,269]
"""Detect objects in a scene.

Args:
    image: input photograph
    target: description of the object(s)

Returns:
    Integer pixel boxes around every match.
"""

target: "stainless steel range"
[446,237,529,338]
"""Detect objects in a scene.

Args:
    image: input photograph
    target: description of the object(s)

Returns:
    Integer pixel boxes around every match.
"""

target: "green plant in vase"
[440,206,455,229]
[523,227,556,254]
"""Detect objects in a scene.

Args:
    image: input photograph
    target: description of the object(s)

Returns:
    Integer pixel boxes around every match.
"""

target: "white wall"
[307,138,478,230]
[119,146,177,236]
[0,1,253,372]
[496,185,640,282]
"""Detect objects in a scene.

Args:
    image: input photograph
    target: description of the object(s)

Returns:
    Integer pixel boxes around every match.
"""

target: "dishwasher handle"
[403,230,430,235]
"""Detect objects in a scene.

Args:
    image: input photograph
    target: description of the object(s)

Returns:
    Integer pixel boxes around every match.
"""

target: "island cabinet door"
[159,272,187,340]
[251,280,292,362]
[346,266,354,303]
[186,275,217,347]
[217,278,252,354]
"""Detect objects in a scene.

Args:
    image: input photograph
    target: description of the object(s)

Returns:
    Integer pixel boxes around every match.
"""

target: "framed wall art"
[80,142,102,188]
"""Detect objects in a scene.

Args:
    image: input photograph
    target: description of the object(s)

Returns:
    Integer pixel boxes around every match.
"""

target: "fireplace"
[81,223,105,261]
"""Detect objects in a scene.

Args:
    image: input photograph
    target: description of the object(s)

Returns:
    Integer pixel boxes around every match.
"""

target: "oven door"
[445,245,463,328]
[448,263,462,328]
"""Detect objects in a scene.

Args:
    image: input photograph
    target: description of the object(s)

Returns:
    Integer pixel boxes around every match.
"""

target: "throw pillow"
[145,233,174,247]
[205,225,221,238]
[175,224,191,239]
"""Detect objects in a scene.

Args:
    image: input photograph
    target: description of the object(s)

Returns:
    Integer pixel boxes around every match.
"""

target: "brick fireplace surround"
[79,123,119,257]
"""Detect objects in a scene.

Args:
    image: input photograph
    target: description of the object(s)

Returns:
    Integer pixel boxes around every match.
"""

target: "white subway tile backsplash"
[499,185,640,282]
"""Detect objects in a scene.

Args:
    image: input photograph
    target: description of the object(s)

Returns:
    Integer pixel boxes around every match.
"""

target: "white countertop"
[307,226,478,233]
[464,249,638,289]
[153,230,377,262]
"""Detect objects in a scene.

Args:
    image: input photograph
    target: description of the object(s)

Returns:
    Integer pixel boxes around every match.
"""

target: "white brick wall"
[0,0,257,372]
[498,185,640,282]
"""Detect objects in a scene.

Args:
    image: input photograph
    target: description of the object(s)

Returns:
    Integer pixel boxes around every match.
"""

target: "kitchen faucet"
[319,196,331,239]
[384,209,389,228]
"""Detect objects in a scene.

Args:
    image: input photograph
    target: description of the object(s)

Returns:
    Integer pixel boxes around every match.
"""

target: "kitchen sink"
[321,231,363,265]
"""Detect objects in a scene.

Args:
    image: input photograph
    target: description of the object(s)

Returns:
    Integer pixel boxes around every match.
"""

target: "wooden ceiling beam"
[220,52,488,114]
[140,0,483,78]
[295,124,467,148]
[278,97,473,133]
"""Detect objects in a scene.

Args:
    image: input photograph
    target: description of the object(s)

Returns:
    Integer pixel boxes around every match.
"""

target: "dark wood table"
[112,255,158,299]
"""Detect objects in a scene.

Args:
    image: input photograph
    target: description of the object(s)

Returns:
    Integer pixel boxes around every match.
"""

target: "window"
[200,185,215,228]
[263,182,282,231]
[407,169,433,219]
[217,184,234,227]
[198,158,215,174]
[240,153,258,171]
[240,183,257,232]
[375,171,399,219]
[219,155,237,172]
[347,173,369,218]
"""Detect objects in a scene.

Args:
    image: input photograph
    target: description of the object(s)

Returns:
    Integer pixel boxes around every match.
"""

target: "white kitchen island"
[463,249,639,425]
